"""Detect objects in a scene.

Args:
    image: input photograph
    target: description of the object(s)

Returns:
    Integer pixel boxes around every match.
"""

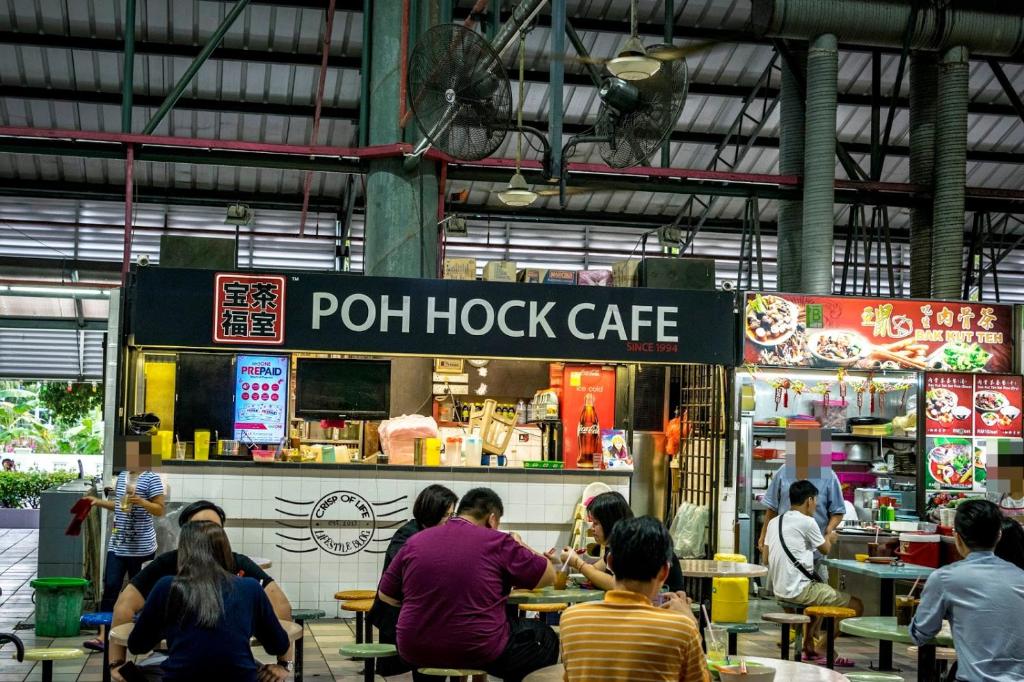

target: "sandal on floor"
[811,656,855,668]
[82,639,105,652]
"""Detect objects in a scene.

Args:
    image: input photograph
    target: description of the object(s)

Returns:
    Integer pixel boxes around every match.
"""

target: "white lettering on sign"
[312,292,338,330]
[598,305,627,341]
[341,293,376,332]
[529,301,556,338]
[461,298,495,336]
[380,295,411,333]
[657,306,679,342]
[497,300,526,337]
[631,305,653,340]
[427,297,457,335]
[568,303,596,340]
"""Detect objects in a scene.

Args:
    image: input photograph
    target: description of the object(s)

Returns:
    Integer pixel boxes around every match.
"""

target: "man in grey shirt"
[911,500,1024,682]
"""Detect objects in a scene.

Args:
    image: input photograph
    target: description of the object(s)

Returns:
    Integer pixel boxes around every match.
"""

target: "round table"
[839,616,953,680]
[507,587,604,605]
[717,656,850,681]
[678,560,768,633]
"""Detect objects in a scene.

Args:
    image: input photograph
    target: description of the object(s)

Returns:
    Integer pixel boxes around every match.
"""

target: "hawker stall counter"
[160,461,630,614]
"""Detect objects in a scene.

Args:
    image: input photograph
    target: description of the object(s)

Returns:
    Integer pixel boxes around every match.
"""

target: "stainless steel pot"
[844,442,875,462]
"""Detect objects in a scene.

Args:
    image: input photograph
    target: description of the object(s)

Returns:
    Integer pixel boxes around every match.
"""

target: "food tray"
[524,460,564,470]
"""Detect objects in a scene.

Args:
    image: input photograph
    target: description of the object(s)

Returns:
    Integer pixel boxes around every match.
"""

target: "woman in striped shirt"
[83,461,165,651]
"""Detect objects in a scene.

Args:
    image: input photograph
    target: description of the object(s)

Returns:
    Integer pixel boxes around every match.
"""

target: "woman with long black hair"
[119,521,288,682]
[554,491,685,592]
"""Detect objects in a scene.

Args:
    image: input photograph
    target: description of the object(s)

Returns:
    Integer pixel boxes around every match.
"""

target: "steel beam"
[121,0,136,133]
[121,144,135,284]
[0,317,108,331]
[141,0,252,134]
[988,59,1024,125]
[549,0,566,173]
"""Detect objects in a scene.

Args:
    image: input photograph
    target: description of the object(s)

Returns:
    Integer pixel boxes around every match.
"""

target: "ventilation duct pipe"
[931,46,970,299]
[800,34,837,295]
[909,53,937,298]
[777,46,805,292]
[752,0,1024,57]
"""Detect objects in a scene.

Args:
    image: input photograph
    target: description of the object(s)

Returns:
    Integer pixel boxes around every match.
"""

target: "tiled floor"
[0,529,925,680]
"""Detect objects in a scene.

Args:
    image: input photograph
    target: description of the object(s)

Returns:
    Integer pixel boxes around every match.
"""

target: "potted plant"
[0,470,78,528]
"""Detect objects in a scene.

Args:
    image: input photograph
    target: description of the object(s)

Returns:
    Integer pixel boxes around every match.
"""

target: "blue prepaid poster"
[234,355,289,443]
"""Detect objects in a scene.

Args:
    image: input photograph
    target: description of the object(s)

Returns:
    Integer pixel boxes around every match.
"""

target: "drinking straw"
[560,549,573,573]
[875,526,880,544]
[701,604,721,651]
[739,657,747,674]
[908,577,921,597]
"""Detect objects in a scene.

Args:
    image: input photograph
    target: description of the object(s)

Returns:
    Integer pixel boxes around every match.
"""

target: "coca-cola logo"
[578,425,600,435]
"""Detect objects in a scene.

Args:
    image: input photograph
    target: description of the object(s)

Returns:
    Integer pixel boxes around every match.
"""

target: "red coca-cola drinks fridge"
[561,366,616,469]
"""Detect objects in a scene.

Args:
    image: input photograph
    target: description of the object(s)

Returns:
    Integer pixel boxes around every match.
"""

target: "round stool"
[776,599,807,614]
[340,643,396,682]
[80,612,114,682]
[22,648,85,682]
[518,602,568,619]
[524,664,565,681]
[340,599,375,645]
[845,674,905,682]
[723,623,759,656]
[335,589,376,601]
[417,667,488,681]
[804,605,856,670]
[763,612,810,662]
[291,608,326,682]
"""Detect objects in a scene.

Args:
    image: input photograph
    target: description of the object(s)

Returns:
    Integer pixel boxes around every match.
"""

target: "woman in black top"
[369,484,458,676]
[557,491,685,592]
[996,516,1024,570]
[118,522,288,682]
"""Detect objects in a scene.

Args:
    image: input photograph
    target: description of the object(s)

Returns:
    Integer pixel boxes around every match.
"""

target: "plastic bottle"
[516,400,527,425]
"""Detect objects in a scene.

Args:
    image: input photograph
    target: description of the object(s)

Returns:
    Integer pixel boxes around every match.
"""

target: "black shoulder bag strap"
[778,513,822,583]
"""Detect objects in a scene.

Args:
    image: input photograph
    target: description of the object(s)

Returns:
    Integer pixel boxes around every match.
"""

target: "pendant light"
[497,33,538,207]
[606,1,661,81]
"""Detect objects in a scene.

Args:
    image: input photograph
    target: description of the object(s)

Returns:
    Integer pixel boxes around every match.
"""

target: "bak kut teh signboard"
[743,293,1013,373]
[131,268,738,365]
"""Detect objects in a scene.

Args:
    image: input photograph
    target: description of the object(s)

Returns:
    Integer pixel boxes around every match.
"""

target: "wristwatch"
[108,660,126,670]
[276,660,292,671]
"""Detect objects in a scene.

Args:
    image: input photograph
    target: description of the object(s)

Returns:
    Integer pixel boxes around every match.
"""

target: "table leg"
[102,625,111,682]
[41,660,53,682]
[780,624,790,661]
[918,643,936,682]
[871,577,899,672]
[355,612,363,645]
[294,618,305,682]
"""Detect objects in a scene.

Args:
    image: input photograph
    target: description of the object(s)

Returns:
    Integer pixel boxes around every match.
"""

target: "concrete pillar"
[364,0,439,278]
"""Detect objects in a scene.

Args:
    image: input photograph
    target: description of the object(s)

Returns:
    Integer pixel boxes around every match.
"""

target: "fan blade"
[646,40,719,62]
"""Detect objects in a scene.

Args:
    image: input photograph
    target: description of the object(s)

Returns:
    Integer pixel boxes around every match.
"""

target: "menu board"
[974,375,1023,437]
[743,293,1013,373]
[233,355,289,444]
[924,372,1022,491]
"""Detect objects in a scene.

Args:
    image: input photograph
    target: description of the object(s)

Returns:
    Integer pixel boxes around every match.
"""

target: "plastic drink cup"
[175,442,187,460]
[120,483,136,512]
[553,571,569,590]
[706,624,727,661]
[895,596,918,626]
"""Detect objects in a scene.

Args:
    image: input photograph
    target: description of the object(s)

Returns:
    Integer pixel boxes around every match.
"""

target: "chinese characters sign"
[743,293,1012,373]
[213,273,286,345]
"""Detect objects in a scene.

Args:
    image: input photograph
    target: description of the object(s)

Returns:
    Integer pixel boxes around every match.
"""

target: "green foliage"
[38,382,104,427]
[0,470,78,508]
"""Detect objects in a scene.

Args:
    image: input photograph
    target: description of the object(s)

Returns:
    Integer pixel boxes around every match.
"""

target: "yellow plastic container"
[194,430,211,461]
[711,576,750,623]
[424,437,442,466]
[712,553,749,623]
[155,430,173,460]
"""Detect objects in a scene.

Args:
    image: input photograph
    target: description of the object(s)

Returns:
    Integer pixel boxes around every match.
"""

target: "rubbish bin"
[31,577,89,637]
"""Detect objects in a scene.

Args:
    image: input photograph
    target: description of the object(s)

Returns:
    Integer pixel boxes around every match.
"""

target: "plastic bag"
[669,501,709,559]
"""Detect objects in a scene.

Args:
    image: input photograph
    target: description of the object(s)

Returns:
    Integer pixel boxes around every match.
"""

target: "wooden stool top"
[519,603,569,613]
[907,646,957,661]
[763,612,811,625]
[418,668,487,676]
[340,598,374,612]
[339,643,397,658]
[22,648,85,661]
[334,589,376,601]
[805,605,857,619]
[524,664,565,681]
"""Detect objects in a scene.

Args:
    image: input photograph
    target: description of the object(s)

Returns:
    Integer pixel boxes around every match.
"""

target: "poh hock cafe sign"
[131,268,737,365]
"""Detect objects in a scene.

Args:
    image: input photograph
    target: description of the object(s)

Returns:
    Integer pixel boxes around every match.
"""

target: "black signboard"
[131,268,738,365]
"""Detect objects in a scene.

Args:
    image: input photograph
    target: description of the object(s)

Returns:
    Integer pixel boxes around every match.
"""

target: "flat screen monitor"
[295,358,391,420]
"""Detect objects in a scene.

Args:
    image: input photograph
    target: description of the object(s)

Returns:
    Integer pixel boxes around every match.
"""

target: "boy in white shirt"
[764,479,863,664]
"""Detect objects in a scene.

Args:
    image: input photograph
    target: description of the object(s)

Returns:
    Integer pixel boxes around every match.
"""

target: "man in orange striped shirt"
[560,516,710,682]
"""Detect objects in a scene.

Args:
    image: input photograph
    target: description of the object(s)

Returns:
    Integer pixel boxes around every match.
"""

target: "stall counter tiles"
[161,467,629,613]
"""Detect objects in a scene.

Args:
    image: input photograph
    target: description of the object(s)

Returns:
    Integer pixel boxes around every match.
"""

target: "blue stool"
[80,612,113,682]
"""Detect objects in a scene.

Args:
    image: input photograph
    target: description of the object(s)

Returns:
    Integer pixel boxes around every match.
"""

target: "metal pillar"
[549,0,565,174]
[661,0,674,167]
[121,0,136,133]
[364,0,439,278]
[358,0,372,147]
[120,145,135,284]
[141,0,251,134]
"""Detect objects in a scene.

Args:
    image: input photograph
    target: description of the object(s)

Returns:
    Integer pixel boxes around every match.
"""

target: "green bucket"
[31,577,89,637]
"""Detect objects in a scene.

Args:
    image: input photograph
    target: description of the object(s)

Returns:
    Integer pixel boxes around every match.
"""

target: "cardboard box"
[517,268,577,284]
[612,260,640,287]
[443,258,477,280]
[482,261,517,282]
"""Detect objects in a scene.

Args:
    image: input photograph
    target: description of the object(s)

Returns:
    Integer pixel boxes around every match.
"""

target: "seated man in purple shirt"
[378,487,557,682]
